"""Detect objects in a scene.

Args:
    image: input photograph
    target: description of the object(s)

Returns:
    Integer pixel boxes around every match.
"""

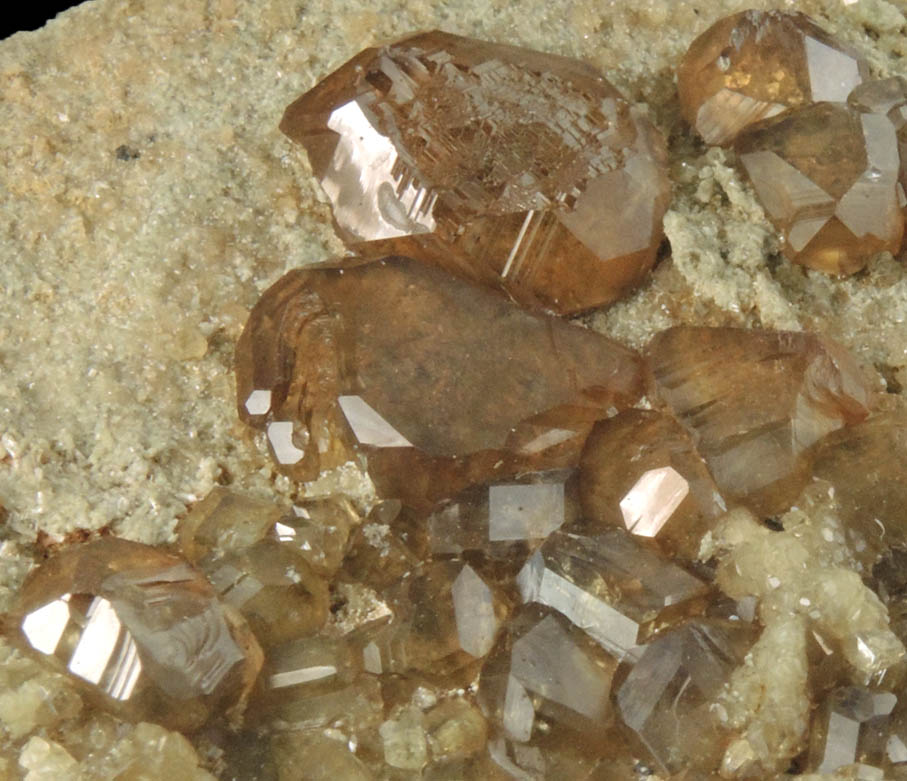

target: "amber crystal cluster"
[678,10,907,275]
[279,31,671,314]
[5,16,907,781]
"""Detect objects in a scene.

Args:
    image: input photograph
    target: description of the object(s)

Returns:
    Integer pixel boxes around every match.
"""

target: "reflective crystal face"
[808,686,899,774]
[360,560,507,676]
[646,326,874,516]
[426,469,578,558]
[735,102,904,274]
[678,10,869,145]
[615,618,757,774]
[280,31,671,314]
[9,538,262,731]
[477,605,617,741]
[579,410,725,561]
[235,256,644,509]
[516,529,707,659]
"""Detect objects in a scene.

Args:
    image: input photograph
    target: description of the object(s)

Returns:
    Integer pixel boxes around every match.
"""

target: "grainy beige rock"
[1,0,906,778]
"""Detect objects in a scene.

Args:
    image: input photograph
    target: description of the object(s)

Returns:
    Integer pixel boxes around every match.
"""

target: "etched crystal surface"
[646,326,874,515]
[678,10,869,145]
[235,256,644,508]
[6,538,263,731]
[280,31,671,314]
[735,102,904,274]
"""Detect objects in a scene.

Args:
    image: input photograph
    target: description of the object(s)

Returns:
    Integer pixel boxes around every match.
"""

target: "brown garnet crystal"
[4,537,263,732]
[279,31,670,314]
[235,256,644,508]
[678,10,869,145]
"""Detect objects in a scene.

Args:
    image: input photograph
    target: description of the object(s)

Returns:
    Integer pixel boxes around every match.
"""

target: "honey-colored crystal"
[735,102,904,274]
[678,10,869,145]
[646,326,874,516]
[477,605,617,742]
[615,618,756,774]
[236,256,644,508]
[517,529,707,660]
[578,410,725,561]
[280,31,670,314]
[3,538,263,732]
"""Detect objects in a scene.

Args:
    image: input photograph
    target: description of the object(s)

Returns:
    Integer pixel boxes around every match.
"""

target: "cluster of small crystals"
[279,31,671,315]
[2,18,907,781]
[678,9,907,275]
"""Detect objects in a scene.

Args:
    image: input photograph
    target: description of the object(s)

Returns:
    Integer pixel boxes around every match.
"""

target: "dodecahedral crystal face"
[280,31,671,314]
[235,256,644,509]
[735,101,904,275]
[678,10,869,145]
[6,538,263,732]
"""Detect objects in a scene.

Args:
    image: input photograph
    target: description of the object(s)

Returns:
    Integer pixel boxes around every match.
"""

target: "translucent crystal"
[808,687,898,774]
[615,618,756,774]
[6,538,262,731]
[578,410,725,561]
[477,605,617,741]
[678,10,869,145]
[646,326,874,516]
[280,31,670,314]
[516,529,706,659]
[268,496,359,577]
[426,469,578,558]
[735,102,904,274]
[235,256,643,508]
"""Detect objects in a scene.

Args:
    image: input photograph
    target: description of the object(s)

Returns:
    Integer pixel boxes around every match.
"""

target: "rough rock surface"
[1,0,906,777]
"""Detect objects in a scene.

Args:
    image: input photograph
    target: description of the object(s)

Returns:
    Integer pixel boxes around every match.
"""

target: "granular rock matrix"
[1,2,907,781]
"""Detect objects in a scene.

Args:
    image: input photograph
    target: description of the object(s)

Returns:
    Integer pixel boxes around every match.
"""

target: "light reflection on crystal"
[21,596,70,655]
[451,564,500,658]
[337,394,414,448]
[244,389,272,416]
[267,420,306,465]
[488,482,565,542]
[619,466,689,538]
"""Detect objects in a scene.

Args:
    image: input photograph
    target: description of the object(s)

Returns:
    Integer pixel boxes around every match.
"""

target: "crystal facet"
[6,538,263,731]
[735,102,904,274]
[235,256,644,508]
[646,326,874,515]
[280,31,671,314]
[579,410,725,561]
[678,10,869,145]
[516,529,707,659]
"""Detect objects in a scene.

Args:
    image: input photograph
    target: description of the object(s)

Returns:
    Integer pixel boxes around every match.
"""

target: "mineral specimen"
[646,326,874,516]
[735,101,904,274]
[578,409,725,561]
[3,538,263,732]
[678,10,869,145]
[236,255,644,508]
[280,31,671,314]
[516,529,707,659]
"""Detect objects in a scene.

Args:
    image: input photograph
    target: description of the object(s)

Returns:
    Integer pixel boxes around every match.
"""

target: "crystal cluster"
[678,9,907,274]
[4,16,907,781]
[280,31,671,314]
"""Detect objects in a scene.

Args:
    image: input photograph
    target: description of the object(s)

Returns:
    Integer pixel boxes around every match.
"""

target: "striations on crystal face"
[615,618,757,775]
[280,31,671,314]
[516,529,708,660]
[235,256,644,509]
[578,410,726,562]
[5,538,263,732]
[646,326,875,516]
[735,101,904,274]
[677,10,869,146]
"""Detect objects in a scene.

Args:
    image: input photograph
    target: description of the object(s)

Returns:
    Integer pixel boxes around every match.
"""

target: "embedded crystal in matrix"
[235,256,644,508]
[280,31,670,314]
